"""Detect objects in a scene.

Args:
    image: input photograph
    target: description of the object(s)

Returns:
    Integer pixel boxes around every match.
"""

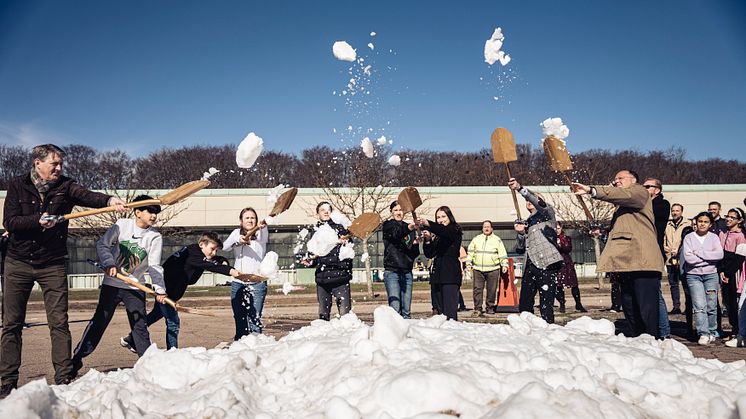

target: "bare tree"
[0,145,29,189]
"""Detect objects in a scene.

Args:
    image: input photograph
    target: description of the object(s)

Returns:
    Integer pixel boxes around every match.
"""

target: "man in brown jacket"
[574,170,665,338]
[1,144,125,398]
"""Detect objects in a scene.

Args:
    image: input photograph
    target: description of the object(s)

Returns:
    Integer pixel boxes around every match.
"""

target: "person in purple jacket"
[682,212,724,346]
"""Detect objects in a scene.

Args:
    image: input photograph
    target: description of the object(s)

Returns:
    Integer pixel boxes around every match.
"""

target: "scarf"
[30,169,58,200]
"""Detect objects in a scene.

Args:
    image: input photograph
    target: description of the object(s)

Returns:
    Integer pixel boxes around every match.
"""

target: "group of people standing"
[0,144,272,399]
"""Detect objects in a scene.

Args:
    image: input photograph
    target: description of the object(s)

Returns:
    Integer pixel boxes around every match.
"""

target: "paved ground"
[6,280,746,386]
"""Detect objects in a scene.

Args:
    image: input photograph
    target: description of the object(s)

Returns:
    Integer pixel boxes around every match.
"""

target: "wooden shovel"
[397,186,424,239]
[44,180,210,223]
[542,135,594,221]
[490,127,522,220]
[236,273,269,283]
[87,259,218,317]
[341,212,382,241]
[242,187,298,240]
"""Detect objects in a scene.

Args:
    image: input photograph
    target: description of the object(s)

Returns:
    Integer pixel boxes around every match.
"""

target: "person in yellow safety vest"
[467,220,508,316]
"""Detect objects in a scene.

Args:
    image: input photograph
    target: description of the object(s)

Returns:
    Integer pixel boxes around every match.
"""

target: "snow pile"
[306,223,339,257]
[4,310,746,418]
[484,27,511,66]
[360,137,374,158]
[541,117,570,140]
[387,155,401,167]
[258,251,278,279]
[200,167,219,181]
[332,41,356,62]
[236,132,264,168]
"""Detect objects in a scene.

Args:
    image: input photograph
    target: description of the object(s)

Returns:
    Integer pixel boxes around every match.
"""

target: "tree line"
[1,143,744,191]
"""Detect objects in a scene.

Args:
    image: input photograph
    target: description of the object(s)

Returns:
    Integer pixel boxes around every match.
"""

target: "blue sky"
[0,0,744,160]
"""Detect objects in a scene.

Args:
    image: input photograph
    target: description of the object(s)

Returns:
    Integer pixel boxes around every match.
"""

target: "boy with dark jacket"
[121,232,241,351]
[382,201,420,319]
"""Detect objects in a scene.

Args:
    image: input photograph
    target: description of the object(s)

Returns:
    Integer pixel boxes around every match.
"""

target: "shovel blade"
[397,187,422,214]
[490,127,517,163]
[543,135,574,172]
[347,212,382,240]
[158,180,211,205]
[269,187,298,217]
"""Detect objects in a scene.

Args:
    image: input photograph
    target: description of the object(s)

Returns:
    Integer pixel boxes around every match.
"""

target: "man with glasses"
[643,178,672,337]
[573,170,665,338]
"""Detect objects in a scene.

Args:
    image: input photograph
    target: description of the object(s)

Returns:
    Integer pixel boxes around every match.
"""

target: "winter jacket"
[651,194,670,255]
[514,187,563,269]
[557,233,579,288]
[423,222,463,285]
[682,232,723,275]
[466,233,507,273]
[223,226,268,284]
[97,218,166,294]
[3,173,111,266]
[163,243,233,301]
[593,183,665,273]
[664,218,691,266]
[309,220,353,286]
[382,219,420,272]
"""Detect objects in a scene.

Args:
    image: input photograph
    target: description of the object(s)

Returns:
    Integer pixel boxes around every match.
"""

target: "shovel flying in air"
[542,135,594,221]
[397,186,424,240]
[490,127,522,220]
[242,187,298,241]
[42,180,211,223]
[87,259,218,317]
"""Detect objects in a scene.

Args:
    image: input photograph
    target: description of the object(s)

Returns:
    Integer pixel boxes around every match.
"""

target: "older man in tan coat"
[574,170,665,338]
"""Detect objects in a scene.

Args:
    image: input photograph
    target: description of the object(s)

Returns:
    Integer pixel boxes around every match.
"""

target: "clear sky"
[1,0,744,160]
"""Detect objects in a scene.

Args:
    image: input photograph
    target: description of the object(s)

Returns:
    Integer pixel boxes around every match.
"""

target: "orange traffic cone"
[495,258,520,313]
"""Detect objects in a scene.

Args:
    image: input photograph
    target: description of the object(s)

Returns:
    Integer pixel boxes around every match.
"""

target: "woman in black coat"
[417,206,463,320]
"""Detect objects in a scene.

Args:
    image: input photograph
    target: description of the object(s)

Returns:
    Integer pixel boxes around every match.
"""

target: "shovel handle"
[63,199,162,221]
[112,272,178,309]
[505,163,522,219]
[559,172,594,221]
[242,220,267,241]
[411,211,424,242]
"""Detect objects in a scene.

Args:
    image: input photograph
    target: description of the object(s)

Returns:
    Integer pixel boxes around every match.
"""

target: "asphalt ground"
[5,279,746,387]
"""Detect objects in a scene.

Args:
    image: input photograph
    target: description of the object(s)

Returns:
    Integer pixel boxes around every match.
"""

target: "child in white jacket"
[71,196,167,377]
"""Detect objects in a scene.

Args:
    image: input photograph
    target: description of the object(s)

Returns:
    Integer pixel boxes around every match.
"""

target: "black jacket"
[3,174,111,266]
[382,219,419,272]
[309,220,353,286]
[163,243,233,300]
[423,222,462,285]
[651,194,670,255]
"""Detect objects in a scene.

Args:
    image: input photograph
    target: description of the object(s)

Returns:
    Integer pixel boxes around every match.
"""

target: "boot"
[572,287,587,312]
[557,288,566,313]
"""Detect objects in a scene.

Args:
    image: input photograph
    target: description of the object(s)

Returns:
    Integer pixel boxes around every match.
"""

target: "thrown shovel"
[87,259,218,317]
[242,187,298,240]
[490,127,522,220]
[542,135,594,221]
[341,212,382,241]
[397,186,424,240]
[43,180,210,223]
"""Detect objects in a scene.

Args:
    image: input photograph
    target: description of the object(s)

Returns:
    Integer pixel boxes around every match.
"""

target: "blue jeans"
[146,301,180,349]
[687,273,719,337]
[231,281,267,339]
[658,282,670,338]
[383,271,413,319]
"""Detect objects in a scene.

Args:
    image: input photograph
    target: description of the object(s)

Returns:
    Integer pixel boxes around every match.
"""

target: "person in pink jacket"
[682,211,724,345]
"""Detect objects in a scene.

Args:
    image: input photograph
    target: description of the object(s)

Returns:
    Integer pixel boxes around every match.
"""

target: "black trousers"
[432,283,460,320]
[73,285,152,359]
[721,272,739,335]
[618,271,660,338]
[518,259,560,324]
[316,282,351,320]
[0,258,70,385]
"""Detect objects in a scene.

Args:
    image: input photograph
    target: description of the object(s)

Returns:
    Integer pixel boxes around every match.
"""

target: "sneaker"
[726,338,739,348]
[576,305,588,313]
[120,336,137,354]
[0,381,17,400]
[698,335,713,345]
[471,310,483,318]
